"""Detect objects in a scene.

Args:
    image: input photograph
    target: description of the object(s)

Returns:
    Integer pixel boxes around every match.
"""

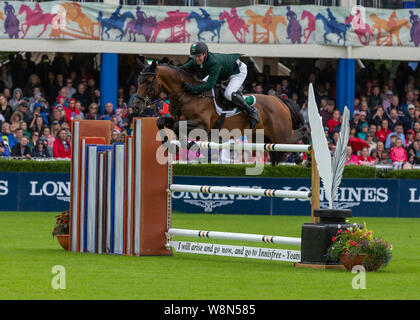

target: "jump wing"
[331,106,350,205]
[307,83,333,209]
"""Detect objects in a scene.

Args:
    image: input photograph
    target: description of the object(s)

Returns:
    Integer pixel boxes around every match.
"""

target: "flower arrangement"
[327,224,392,271]
[52,210,69,238]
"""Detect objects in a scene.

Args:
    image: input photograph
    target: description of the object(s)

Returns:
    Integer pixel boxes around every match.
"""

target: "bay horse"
[134,60,309,165]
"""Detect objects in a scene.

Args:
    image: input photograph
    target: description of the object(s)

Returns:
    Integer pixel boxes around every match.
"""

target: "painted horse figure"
[134,60,309,165]
[316,9,351,45]
[124,7,157,42]
[187,9,225,43]
[19,3,56,38]
[97,6,135,40]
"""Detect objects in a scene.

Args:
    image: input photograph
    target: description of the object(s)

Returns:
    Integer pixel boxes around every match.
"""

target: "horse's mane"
[157,64,203,85]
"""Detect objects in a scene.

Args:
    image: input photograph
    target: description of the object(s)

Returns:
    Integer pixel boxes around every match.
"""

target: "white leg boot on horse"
[231,91,260,129]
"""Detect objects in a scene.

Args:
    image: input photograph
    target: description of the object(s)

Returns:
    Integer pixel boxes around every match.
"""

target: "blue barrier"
[0,172,419,217]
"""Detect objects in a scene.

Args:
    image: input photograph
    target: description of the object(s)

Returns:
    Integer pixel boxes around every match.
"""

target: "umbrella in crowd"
[348,137,369,152]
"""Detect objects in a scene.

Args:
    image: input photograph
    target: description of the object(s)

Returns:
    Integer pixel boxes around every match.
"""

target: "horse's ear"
[136,56,145,70]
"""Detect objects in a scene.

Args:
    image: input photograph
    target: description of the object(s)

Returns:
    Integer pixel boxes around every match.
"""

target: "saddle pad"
[211,88,256,117]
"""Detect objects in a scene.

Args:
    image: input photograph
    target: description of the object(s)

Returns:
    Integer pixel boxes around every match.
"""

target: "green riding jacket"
[182,52,243,94]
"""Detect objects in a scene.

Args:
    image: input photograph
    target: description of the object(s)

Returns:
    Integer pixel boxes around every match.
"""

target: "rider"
[181,42,259,129]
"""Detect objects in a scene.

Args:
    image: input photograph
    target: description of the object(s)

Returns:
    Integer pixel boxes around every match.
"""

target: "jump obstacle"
[69,118,331,265]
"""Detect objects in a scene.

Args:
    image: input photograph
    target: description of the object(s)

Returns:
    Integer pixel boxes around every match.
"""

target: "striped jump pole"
[167,228,301,246]
[169,140,312,153]
[169,184,311,199]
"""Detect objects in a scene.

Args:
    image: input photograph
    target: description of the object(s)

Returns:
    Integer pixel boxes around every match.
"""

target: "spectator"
[0,94,13,123]
[366,133,377,152]
[99,102,116,120]
[358,146,375,166]
[387,109,400,132]
[382,90,393,113]
[320,100,335,127]
[44,71,59,104]
[370,149,380,165]
[405,129,415,148]
[357,123,369,140]
[372,106,387,127]
[29,114,45,136]
[389,138,407,169]
[0,138,8,157]
[378,150,391,165]
[327,109,341,133]
[350,110,363,133]
[53,128,71,158]
[401,90,416,114]
[52,105,66,125]
[8,127,23,149]
[0,64,13,90]
[368,86,382,109]
[402,104,416,132]
[41,126,55,151]
[31,138,51,158]
[368,123,380,142]
[376,119,392,142]
[20,121,30,139]
[65,98,80,127]
[385,123,406,149]
[9,88,25,111]
[51,120,61,138]
[376,141,385,159]
[11,135,31,159]
[345,145,358,165]
[86,103,100,120]
[24,74,43,98]
[65,78,76,98]
[73,83,90,108]
[28,131,39,151]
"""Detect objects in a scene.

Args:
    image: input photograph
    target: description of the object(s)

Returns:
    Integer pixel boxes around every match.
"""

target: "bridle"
[135,68,213,118]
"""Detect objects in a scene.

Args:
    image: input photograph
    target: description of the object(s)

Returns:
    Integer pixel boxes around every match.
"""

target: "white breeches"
[202,59,248,101]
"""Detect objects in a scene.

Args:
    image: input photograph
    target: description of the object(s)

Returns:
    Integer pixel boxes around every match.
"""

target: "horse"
[19,3,56,38]
[97,10,135,40]
[345,12,374,46]
[219,9,249,43]
[245,8,286,44]
[301,10,315,44]
[124,13,157,42]
[369,12,409,46]
[150,10,190,43]
[315,13,351,45]
[187,10,225,43]
[61,2,100,39]
[134,60,309,165]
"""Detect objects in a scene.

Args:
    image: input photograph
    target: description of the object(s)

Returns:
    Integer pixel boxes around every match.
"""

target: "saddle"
[213,82,236,110]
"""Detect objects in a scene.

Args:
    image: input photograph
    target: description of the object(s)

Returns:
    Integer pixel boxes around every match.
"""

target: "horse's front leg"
[37,24,48,38]
[21,23,28,38]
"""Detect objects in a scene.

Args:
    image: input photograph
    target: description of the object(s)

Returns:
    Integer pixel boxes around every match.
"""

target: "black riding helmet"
[190,42,208,57]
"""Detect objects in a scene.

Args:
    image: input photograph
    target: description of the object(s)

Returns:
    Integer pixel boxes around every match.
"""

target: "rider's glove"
[183,82,194,93]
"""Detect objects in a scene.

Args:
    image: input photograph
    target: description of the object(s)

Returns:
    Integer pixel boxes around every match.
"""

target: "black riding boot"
[231,92,259,129]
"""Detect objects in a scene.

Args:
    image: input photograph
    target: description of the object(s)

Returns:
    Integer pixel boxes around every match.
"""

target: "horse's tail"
[276,95,305,130]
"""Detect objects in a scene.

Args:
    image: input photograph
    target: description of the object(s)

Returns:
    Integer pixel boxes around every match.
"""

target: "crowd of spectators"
[244,59,420,169]
[1,52,420,169]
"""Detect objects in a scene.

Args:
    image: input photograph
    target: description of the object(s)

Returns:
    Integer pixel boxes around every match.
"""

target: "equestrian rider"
[181,42,259,129]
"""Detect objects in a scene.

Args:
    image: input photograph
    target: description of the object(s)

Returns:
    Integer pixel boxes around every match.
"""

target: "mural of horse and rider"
[1,1,420,47]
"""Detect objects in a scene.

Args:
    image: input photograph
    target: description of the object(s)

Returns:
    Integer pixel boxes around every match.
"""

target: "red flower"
[332,237,336,242]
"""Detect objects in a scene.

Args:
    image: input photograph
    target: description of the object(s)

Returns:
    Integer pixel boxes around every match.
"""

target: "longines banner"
[0,172,419,217]
[1,1,420,47]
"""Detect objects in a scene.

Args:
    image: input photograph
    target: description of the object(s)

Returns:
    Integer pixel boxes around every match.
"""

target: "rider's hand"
[183,83,194,93]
